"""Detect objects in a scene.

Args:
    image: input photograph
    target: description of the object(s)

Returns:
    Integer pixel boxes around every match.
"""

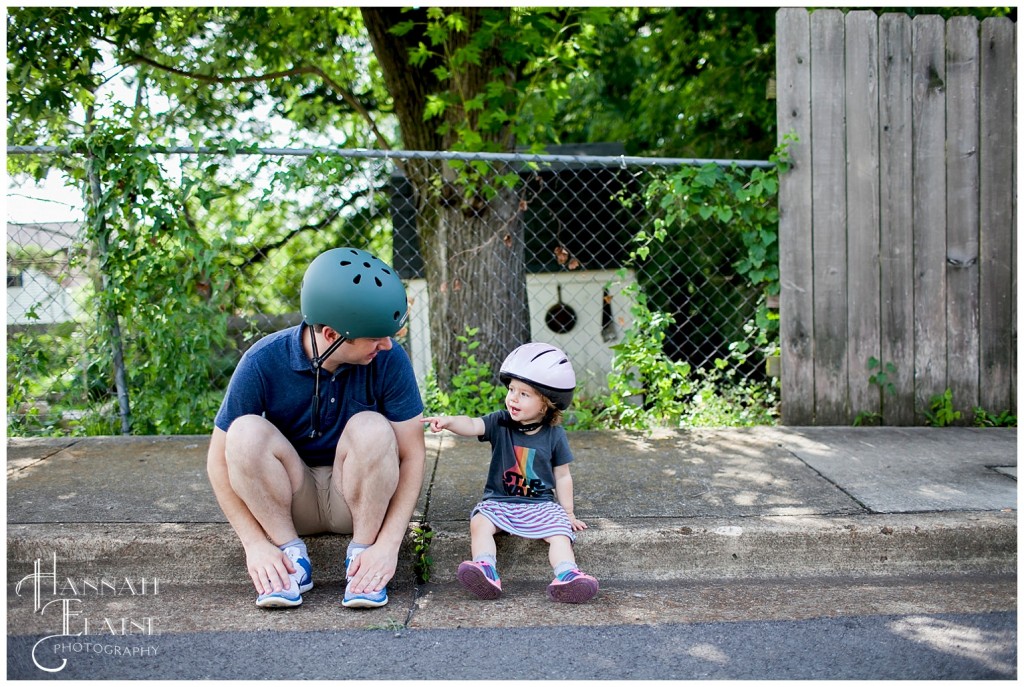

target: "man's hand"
[346,543,397,594]
[245,539,296,595]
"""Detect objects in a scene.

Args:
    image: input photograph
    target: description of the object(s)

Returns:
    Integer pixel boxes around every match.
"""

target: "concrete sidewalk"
[6,425,1017,678]
[7,426,1016,588]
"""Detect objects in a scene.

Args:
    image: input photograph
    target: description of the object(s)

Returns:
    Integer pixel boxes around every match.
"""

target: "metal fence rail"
[7,146,779,436]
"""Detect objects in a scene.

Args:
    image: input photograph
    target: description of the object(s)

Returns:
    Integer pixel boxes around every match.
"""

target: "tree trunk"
[362,7,532,388]
[421,164,531,388]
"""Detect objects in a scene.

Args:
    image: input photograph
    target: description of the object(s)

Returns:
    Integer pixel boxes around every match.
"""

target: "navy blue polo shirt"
[214,324,424,467]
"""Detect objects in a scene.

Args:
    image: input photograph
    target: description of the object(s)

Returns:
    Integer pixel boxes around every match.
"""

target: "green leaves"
[389,20,416,37]
[424,327,507,420]
[411,525,434,584]
[389,7,610,157]
[423,93,450,121]
[550,8,778,160]
[924,389,962,428]
[602,282,693,430]
[69,115,233,434]
[603,147,787,430]
[867,357,898,396]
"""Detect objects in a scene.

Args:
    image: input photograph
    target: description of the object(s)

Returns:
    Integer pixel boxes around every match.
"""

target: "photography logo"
[15,554,160,673]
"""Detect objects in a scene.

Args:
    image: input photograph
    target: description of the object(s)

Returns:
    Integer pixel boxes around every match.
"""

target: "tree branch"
[124,49,391,150]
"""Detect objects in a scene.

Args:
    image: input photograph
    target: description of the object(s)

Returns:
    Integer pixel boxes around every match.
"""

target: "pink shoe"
[457,560,502,600]
[546,568,599,603]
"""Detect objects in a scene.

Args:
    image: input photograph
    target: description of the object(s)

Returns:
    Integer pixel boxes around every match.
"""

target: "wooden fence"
[776,9,1016,426]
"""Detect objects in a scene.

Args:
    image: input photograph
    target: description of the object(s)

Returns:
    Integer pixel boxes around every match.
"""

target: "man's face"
[340,336,393,365]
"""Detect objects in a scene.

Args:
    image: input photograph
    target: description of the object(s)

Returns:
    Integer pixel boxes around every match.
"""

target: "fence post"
[84,109,132,435]
[911,15,949,422]
[978,17,1017,414]
[776,7,815,424]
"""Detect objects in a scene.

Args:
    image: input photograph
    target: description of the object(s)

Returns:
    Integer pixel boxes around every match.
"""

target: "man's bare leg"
[223,414,309,600]
[333,411,400,596]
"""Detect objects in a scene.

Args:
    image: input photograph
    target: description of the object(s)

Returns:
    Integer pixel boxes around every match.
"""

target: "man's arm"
[206,427,295,595]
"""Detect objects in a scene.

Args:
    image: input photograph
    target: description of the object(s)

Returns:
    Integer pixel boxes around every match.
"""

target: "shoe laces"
[284,547,306,583]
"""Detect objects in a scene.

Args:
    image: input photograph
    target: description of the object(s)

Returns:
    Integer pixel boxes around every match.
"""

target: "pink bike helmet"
[499,342,576,410]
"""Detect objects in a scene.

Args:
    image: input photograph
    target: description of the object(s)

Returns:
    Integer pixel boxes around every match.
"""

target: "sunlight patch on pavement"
[685,642,730,665]
[888,615,1016,676]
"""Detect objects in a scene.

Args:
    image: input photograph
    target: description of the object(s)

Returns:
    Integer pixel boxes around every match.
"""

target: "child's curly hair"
[540,393,564,427]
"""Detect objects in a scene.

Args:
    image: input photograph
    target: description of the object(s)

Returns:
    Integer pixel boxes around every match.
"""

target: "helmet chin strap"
[513,420,544,433]
[309,324,346,370]
[308,325,346,438]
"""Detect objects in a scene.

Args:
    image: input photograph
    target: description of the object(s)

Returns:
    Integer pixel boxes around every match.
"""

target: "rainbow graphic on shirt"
[503,444,541,497]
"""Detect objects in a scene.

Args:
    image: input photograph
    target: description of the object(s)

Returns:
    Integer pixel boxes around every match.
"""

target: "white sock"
[280,538,307,559]
[475,554,498,569]
[553,561,575,577]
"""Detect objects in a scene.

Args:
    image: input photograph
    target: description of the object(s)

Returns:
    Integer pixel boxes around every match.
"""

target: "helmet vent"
[353,274,362,285]
[375,277,383,287]
[393,311,401,321]
[340,260,352,267]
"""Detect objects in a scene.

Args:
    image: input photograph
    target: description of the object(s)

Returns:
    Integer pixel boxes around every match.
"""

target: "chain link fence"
[7,146,780,436]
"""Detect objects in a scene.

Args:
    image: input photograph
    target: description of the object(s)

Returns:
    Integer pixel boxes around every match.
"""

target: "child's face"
[505,379,547,425]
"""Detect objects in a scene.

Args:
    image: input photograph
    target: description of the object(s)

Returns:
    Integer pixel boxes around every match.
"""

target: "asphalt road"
[9,609,1015,680]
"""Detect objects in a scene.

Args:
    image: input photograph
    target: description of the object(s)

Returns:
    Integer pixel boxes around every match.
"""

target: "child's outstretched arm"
[554,464,588,531]
[423,415,485,437]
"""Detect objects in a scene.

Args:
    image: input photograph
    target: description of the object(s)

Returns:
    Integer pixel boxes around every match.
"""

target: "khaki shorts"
[291,465,353,535]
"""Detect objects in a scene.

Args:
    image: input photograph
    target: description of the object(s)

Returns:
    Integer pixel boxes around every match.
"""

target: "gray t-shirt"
[477,410,574,503]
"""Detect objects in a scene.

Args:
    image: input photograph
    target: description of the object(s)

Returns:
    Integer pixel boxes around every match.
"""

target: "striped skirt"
[471,499,576,543]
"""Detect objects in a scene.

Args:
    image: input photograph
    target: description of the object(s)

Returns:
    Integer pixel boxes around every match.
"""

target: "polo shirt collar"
[289,323,355,375]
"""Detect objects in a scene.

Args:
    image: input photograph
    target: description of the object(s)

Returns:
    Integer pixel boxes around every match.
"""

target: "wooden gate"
[776,8,1016,425]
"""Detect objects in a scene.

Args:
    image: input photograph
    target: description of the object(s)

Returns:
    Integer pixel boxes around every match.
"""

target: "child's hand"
[423,416,448,433]
[569,515,588,532]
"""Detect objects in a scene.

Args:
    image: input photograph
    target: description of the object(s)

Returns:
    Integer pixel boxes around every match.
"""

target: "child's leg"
[545,534,576,570]
[544,535,598,603]
[469,513,498,564]
[458,513,502,599]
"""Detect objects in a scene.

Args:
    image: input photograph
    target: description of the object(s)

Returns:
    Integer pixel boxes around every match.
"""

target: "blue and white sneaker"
[256,546,313,608]
[342,554,389,609]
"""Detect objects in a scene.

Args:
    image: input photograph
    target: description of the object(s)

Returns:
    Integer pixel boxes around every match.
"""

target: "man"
[207,247,425,609]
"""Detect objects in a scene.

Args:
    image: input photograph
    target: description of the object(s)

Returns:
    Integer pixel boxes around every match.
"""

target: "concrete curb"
[428,511,1018,581]
[8,510,1016,587]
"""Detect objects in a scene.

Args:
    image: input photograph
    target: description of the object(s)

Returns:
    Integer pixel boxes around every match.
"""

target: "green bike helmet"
[300,247,409,339]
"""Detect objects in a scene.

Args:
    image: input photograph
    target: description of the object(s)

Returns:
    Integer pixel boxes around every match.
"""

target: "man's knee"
[339,412,398,457]
[224,415,297,474]
[225,414,271,439]
[336,413,399,494]
[225,416,269,457]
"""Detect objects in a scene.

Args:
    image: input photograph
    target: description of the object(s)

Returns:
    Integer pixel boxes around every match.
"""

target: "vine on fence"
[8,114,233,435]
[600,143,787,429]
[423,327,508,418]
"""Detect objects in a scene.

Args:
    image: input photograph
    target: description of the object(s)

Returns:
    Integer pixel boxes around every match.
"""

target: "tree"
[361,8,608,384]
[362,7,532,386]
